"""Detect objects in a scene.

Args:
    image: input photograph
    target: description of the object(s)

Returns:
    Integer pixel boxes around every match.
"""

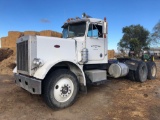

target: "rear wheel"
[146,61,157,80]
[127,70,136,81]
[43,69,79,109]
[135,62,148,82]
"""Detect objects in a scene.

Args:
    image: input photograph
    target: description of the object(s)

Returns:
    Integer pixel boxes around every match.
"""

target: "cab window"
[62,22,86,38]
[87,24,103,38]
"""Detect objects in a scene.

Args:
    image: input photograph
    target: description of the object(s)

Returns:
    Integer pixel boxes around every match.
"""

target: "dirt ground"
[0,56,160,120]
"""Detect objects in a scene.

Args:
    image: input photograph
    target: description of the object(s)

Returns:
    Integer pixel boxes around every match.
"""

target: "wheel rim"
[54,78,74,103]
[151,65,156,77]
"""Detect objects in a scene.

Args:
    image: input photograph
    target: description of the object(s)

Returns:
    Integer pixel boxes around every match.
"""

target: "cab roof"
[62,18,104,28]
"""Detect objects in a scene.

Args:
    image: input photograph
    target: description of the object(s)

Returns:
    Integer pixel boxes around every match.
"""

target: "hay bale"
[2,30,62,49]
[1,37,7,48]
[7,37,18,48]
[108,50,115,59]
[40,30,62,37]
[8,31,23,38]
[57,33,62,38]
[52,31,56,37]
[36,32,40,35]
[52,31,62,38]
[24,31,39,36]
[40,30,53,37]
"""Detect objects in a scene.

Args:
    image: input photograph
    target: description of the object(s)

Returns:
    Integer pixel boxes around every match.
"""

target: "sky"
[0,0,160,50]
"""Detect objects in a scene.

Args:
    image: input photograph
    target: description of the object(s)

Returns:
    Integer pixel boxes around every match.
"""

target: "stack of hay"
[40,30,62,37]
[108,50,115,59]
[1,31,22,48]
[1,37,7,48]
[7,31,23,48]
[24,31,39,36]
[0,30,62,49]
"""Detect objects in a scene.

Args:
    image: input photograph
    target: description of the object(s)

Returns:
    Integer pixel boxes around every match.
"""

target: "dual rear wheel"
[127,61,157,82]
[146,61,157,80]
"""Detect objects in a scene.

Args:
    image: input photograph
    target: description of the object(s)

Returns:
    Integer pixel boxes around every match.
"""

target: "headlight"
[33,58,44,67]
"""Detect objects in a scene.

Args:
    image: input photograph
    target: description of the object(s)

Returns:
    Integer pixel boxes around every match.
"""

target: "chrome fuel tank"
[109,63,129,78]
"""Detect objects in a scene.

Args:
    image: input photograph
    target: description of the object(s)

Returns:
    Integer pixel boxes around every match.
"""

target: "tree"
[118,24,150,56]
[151,20,160,44]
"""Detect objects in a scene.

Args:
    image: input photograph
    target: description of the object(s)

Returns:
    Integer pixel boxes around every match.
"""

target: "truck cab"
[62,16,108,64]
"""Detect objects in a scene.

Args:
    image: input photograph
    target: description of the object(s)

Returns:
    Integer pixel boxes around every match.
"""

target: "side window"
[87,24,103,38]
[62,28,68,38]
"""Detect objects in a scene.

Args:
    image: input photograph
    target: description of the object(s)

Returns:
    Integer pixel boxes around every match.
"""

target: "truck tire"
[135,61,148,82]
[42,69,79,109]
[127,70,136,81]
[146,61,157,80]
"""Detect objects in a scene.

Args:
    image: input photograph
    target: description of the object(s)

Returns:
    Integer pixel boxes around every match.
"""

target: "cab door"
[86,23,105,61]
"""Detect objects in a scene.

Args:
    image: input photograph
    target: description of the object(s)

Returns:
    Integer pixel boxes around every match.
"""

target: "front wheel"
[43,69,79,109]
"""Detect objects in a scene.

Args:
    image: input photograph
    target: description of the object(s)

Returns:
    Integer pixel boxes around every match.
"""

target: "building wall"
[150,47,160,57]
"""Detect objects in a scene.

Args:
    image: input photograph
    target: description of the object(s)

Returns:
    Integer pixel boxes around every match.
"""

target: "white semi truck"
[13,13,157,109]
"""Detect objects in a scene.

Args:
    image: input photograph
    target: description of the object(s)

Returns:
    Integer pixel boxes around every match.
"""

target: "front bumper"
[14,74,42,94]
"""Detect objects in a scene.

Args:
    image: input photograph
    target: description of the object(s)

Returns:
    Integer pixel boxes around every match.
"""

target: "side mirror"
[103,21,108,34]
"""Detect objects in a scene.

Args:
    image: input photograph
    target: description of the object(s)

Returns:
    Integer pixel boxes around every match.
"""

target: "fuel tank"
[108,63,129,78]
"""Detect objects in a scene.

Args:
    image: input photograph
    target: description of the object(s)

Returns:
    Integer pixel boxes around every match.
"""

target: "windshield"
[62,22,86,38]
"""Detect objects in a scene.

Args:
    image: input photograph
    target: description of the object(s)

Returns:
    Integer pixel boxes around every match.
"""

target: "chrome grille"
[17,41,28,72]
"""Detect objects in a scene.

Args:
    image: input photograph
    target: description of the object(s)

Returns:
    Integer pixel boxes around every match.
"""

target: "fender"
[33,60,86,86]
